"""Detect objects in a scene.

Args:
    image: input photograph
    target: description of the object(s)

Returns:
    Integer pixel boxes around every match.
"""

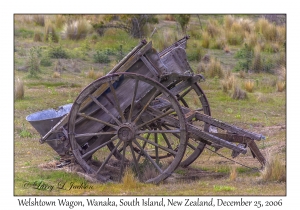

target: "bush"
[33,31,42,42]
[93,51,110,63]
[48,46,69,59]
[28,47,41,77]
[40,56,52,66]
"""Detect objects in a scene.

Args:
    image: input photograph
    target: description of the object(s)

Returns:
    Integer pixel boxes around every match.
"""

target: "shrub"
[15,78,24,100]
[40,56,52,66]
[206,58,224,78]
[187,42,203,62]
[244,80,255,92]
[63,19,92,40]
[48,46,69,59]
[93,51,110,63]
[28,47,41,77]
[261,154,286,182]
[206,19,220,38]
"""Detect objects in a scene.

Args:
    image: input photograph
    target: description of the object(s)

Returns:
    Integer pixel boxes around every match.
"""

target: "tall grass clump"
[224,15,235,31]
[261,154,286,182]
[15,78,24,100]
[55,14,66,29]
[244,80,255,92]
[229,165,237,181]
[122,168,139,189]
[276,81,285,92]
[44,20,59,42]
[201,31,211,48]
[221,74,235,93]
[32,15,45,26]
[186,40,203,62]
[252,45,262,72]
[231,84,247,100]
[63,19,92,40]
[205,58,224,78]
[206,19,220,38]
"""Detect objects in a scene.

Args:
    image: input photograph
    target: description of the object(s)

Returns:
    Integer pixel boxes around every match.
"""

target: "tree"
[173,15,191,34]
[92,15,158,38]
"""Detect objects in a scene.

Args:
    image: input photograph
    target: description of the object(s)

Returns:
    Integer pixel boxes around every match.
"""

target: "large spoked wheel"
[68,72,187,184]
[158,81,211,167]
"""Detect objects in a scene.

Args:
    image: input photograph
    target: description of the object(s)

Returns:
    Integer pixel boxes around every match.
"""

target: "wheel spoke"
[109,81,126,123]
[129,141,140,178]
[133,89,160,125]
[96,139,122,174]
[136,109,175,129]
[133,139,163,173]
[157,124,173,150]
[137,129,180,134]
[119,142,127,182]
[154,129,159,164]
[89,94,122,126]
[187,142,197,150]
[177,86,192,102]
[77,113,118,130]
[136,135,177,156]
[128,78,139,123]
[82,135,118,159]
[75,131,117,138]
[137,133,150,162]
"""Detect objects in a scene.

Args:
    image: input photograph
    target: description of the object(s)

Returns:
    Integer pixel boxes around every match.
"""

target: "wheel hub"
[117,125,135,142]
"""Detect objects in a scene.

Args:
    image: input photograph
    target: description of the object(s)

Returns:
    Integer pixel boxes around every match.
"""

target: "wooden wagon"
[27,36,266,184]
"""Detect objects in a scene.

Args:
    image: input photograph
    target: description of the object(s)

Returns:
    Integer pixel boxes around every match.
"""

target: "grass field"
[14,14,286,196]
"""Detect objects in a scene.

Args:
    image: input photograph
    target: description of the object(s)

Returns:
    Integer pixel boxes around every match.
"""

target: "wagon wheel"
[175,82,211,167]
[68,72,187,184]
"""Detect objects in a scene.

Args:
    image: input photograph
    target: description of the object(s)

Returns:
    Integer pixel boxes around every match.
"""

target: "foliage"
[92,15,158,38]
[40,56,52,67]
[173,14,191,34]
[93,50,110,63]
[234,43,253,71]
[28,46,41,77]
[48,46,69,59]
[261,154,286,182]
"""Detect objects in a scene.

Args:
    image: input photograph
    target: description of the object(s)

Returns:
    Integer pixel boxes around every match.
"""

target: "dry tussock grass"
[261,153,286,182]
[276,81,285,92]
[122,168,139,189]
[231,84,247,100]
[244,80,255,92]
[221,75,235,93]
[15,78,24,100]
[87,68,103,79]
[206,58,224,78]
[52,71,61,78]
[229,165,237,181]
[63,19,92,40]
